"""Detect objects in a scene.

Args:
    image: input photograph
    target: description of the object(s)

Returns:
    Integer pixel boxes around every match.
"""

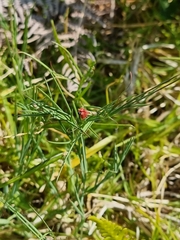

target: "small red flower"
[78,108,90,119]
[78,108,97,120]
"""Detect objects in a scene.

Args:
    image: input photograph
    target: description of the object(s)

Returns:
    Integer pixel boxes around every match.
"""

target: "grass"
[0,1,180,239]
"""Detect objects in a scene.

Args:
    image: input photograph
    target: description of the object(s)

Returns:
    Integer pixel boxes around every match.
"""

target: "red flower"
[78,108,91,119]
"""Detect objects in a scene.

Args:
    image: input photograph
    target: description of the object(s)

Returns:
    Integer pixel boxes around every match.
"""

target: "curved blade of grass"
[51,20,83,79]
[20,51,72,114]
[5,202,46,239]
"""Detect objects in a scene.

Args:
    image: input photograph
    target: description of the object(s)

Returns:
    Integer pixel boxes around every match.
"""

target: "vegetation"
[0,1,180,239]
